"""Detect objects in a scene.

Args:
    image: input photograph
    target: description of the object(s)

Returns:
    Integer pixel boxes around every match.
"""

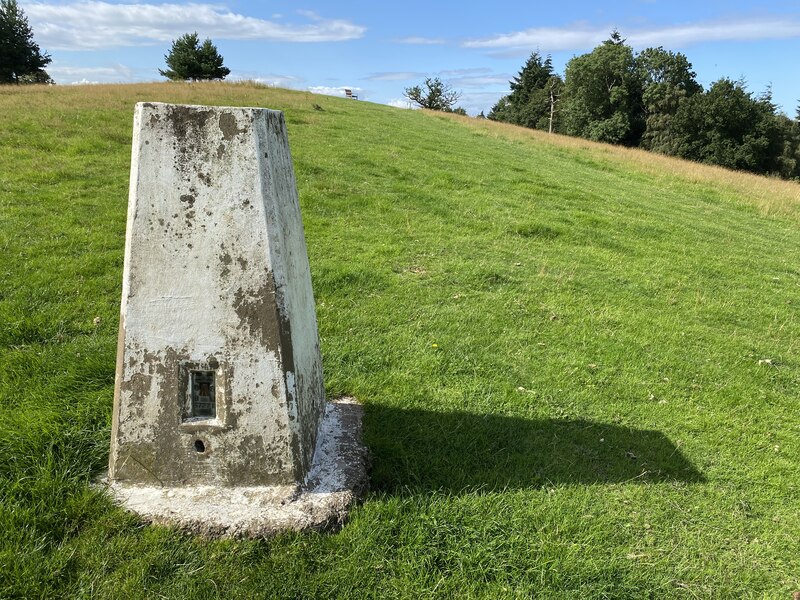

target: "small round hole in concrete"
[194,439,206,453]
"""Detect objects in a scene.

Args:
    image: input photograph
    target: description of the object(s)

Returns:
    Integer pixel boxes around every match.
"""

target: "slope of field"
[1,82,798,598]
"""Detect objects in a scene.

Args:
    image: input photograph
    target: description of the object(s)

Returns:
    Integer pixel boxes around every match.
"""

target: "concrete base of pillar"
[101,398,368,538]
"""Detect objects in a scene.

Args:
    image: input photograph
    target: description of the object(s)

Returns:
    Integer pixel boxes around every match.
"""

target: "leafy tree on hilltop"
[160,32,230,81]
[0,0,52,84]
[561,31,643,145]
[404,77,461,111]
[636,47,702,153]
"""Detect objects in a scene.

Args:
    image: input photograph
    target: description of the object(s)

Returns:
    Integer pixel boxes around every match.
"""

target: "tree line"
[487,31,800,180]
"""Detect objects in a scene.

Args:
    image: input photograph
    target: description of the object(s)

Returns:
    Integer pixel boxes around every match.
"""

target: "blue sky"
[24,0,800,116]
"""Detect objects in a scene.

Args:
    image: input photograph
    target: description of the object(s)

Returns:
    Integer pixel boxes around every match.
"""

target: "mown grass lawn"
[1,82,799,598]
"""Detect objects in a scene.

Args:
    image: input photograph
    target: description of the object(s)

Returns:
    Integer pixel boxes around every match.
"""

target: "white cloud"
[229,71,305,88]
[458,91,507,115]
[627,19,800,47]
[463,17,800,54]
[463,25,604,52]
[48,63,134,83]
[24,1,366,50]
[386,98,414,109]
[437,68,512,90]
[308,85,362,98]
[395,36,446,45]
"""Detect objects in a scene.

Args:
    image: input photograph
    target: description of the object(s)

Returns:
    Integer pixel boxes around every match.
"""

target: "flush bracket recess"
[179,360,230,432]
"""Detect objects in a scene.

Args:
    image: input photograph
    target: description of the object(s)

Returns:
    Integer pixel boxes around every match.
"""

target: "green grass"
[1,81,799,598]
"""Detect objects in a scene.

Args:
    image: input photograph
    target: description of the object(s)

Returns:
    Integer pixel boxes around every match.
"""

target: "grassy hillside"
[1,81,799,598]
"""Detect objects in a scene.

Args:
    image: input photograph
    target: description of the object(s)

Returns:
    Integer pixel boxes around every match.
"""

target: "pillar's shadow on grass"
[363,405,705,493]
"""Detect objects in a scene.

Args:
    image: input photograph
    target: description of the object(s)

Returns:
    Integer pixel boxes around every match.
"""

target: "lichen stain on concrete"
[168,105,212,142]
[219,113,246,141]
[180,194,195,208]
[121,371,151,399]
[167,105,214,172]
[155,347,185,416]
[277,313,295,376]
[119,443,160,482]
[234,435,266,469]
[232,277,281,353]
[219,250,233,278]
[115,345,201,484]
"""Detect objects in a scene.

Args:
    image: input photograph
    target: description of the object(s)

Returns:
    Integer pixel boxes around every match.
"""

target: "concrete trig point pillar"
[107,102,366,537]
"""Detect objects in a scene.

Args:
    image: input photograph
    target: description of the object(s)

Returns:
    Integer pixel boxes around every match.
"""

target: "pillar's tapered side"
[108,102,324,487]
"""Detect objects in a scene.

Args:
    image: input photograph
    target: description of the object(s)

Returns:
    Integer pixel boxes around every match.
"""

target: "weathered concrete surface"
[109,102,325,488]
[105,398,369,537]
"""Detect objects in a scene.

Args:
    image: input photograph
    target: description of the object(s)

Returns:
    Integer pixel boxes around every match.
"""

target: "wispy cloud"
[457,91,507,116]
[627,18,800,46]
[308,85,363,98]
[439,67,493,77]
[386,98,415,109]
[463,25,605,52]
[449,75,511,88]
[24,2,366,50]
[463,17,800,54]
[47,64,135,83]
[395,36,446,45]
[437,67,511,88]
[366,67,511,92]
[364,71,423,81]
[229,72,305,88]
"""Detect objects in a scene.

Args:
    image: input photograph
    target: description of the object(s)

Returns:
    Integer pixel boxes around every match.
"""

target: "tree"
[773,113,800,179]
[488,52,563,132]
[668,78,783,174]
[0,0,52,84]
[488,95,513,122]
[403,77,461,111]
[561,32,643,145]
[636,47,702,152]
[160,32,230,81]
[546,78,562,133]
[509,52,563,131]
